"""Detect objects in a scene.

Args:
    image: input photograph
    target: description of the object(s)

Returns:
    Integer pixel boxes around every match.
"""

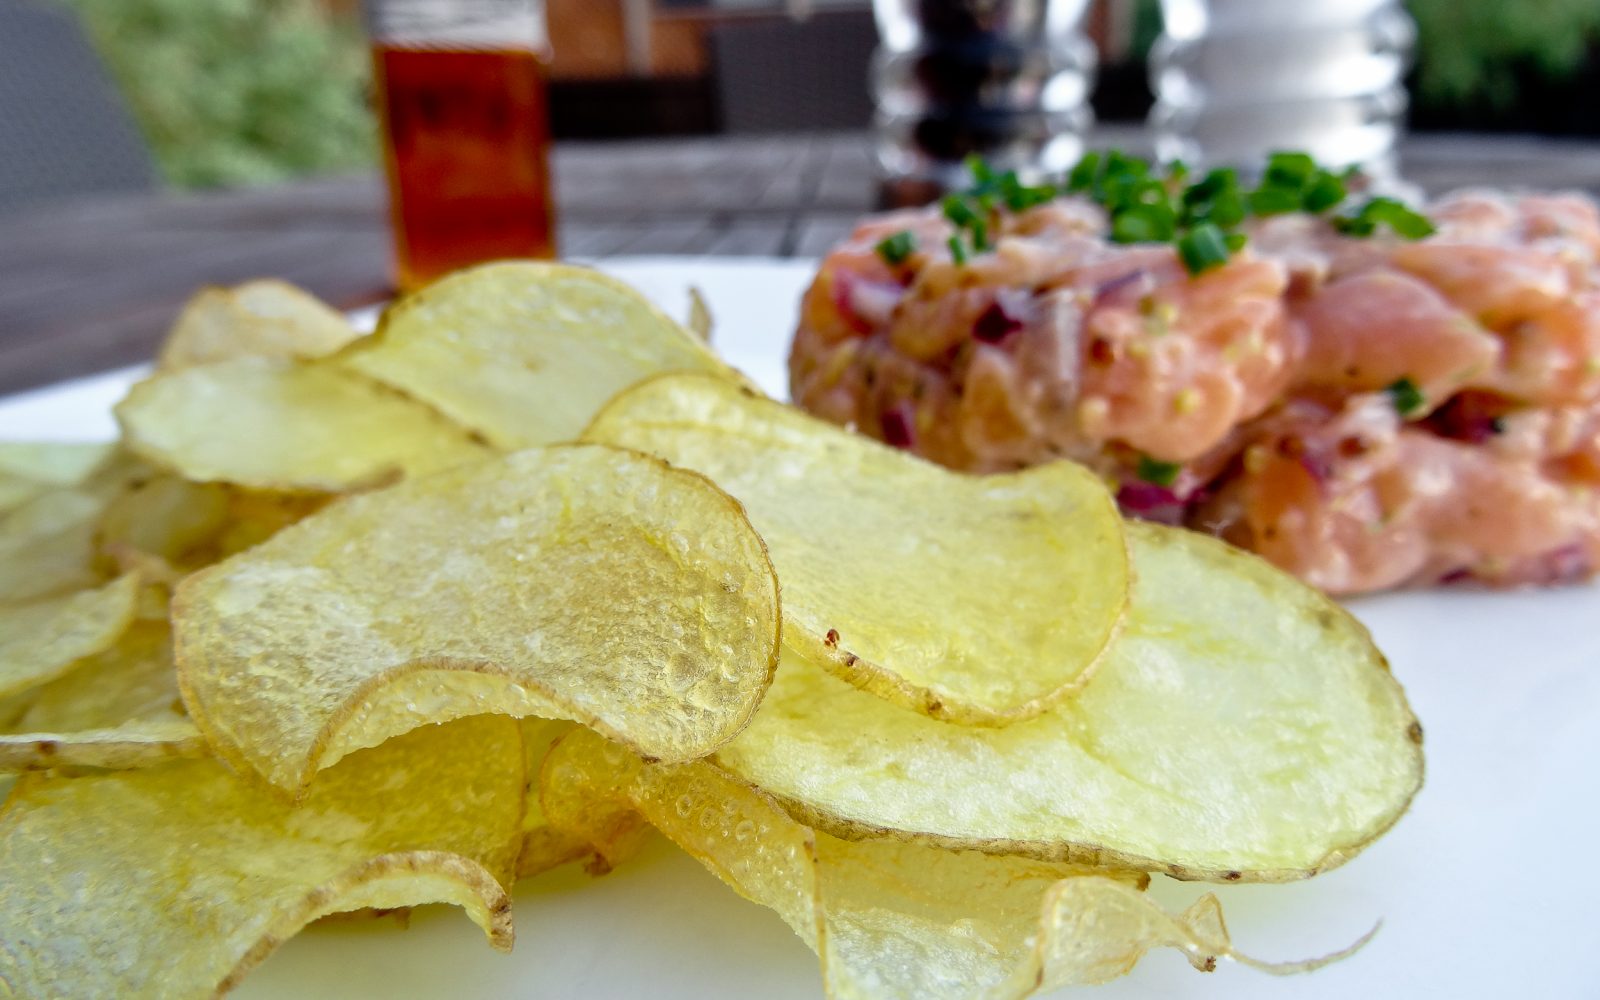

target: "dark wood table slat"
[4,130,1600,398]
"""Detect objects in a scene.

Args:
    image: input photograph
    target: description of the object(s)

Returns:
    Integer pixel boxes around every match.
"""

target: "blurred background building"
[20,0,1600,194]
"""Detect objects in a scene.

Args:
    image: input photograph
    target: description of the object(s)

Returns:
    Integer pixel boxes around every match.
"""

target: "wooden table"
[4,130,1600,397]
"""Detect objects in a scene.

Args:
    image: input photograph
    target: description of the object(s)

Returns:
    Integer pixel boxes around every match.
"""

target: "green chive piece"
[1247,186,1303,217]
[1386,377,1426,416]
[1224,232,1248,253]
[1136,455,1182,487]
[1263,151,1317,188]
[1067,152,1102,193]
[1301,170,1347,212]
[1177,223,1232,275]
[947,234,968,265]
[1365,197,1437,239]
[1110,203,1177,244]
[964,153,995,187]
[875,230,916,266]
[970,217,991,252]
[942,195,980,228]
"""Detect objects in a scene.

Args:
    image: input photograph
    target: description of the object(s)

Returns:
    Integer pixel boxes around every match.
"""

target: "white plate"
[2,257,1595,1000]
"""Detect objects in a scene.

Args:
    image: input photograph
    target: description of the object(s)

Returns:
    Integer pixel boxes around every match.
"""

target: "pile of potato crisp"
[0,265,1425,998]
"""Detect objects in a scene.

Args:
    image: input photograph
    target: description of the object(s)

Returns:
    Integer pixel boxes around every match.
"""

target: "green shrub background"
[56,0,374,189]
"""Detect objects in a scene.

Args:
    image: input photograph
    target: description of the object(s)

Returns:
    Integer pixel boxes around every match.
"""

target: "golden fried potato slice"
[543,729,1359,999]
[584,373,1129,723]
[175,444,780,795]
[340,262,738,449]
[94,473,233,572]
[0,442,115,515]
[0,622,201,773]
[0,488,108,603]
[115,356,490,493]
[713,521,1423,881]
[511,718,593,878]
[0,574,140,700]
[0,717,203,771]
[0,716,524,997]
[158,279,361,369]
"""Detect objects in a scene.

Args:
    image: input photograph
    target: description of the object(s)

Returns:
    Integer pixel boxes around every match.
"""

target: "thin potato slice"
[715,522,1424,882]
[341,262,738,449]
[0,717,204,771]
[115,356,489,493]
[175,444,780,794]
[543,729,1356,999]
[94,473,233,572]
[515,718,594,879]
[584,373,1129,723]
[0,622,199,773]
[0,488,108,603]
[159,279,360,369]
[0,574,140,700]
[0,442,115,516]
[0,716,524,997]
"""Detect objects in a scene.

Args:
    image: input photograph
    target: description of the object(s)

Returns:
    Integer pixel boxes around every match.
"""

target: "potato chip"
[94,473,233,573]
[584,373,1130,723]
[0,488,108,603]
[0,621,200,773]
[542,728,1359,999]
[0,574,140,700]
[115,356,490,493]
[175,444,780,794]
[514,717,595,879]
[0,717,204,771]
[12,620,175,730]
[159,279,360,369]
[714,521,1424,881]
[341,262,738,449]
[0,442,115,516]
[0,716,524,996]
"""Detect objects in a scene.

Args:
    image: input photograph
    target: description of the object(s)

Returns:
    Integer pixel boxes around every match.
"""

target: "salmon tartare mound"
[789,183,1600,594]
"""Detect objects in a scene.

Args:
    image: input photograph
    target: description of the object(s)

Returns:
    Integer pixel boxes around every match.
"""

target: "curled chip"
[542,728,1363,999]
[175,443,780,794]
[158,279,361,369]
[514,718,600,879]
[341,262,740,449]
[0,716,524,997]
[0,574,140,701]
[714,522,1424,882]
[584,373,1129,723]
[115,356,490,493]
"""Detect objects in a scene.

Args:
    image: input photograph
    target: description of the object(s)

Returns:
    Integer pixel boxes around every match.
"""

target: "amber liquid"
[373,44,556,292]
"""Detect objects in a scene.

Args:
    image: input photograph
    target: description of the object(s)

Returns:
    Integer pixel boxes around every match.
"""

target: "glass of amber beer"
[366,0,556,292]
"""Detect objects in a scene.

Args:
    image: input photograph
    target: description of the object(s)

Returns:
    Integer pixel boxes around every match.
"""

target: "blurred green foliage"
[56,0,376,189]
[1407,0,1600,110]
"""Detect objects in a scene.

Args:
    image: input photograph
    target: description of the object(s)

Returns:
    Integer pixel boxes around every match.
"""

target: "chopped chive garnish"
[1335,197,1436,239]
[942,195,980,228]
[953,151,1432,275]
[1177,224,1232,275]
[1263,151,1316,188]
[875,230,915,266]
[1247,186,1302,216]
[946,234,968,265]
[1136,455,1182,487]
[1301,170,1347,212]
[1110,203,1177,244]
[1386,377,1426,416]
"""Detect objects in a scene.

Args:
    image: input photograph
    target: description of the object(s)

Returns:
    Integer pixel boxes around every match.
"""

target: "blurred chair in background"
[0,0,156,215]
